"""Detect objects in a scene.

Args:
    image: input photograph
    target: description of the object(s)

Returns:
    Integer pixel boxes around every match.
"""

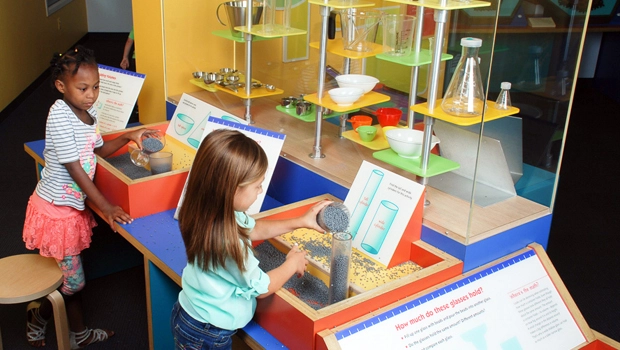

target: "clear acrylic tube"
[327,231,352,305]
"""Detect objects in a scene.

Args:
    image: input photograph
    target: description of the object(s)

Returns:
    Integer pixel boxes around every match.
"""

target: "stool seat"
[0,254,63,303]
[0,254,70,350]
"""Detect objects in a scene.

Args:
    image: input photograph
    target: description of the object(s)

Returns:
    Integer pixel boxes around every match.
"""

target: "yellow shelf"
[234,24,306,38]
[376,49,453,67]
[384,0,491,10]
[309,39,383,59]
[410,100,520,126]
[308,0,376,8]
[303,91,390,113]
[189,80,283,99]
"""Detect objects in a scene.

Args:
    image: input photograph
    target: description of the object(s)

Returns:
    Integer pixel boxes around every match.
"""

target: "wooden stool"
[0,254,70,350]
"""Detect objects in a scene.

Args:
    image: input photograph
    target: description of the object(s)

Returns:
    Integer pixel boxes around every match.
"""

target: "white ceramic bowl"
[385,129,440,159]
[328,87,364,107]
[335,74,379,94]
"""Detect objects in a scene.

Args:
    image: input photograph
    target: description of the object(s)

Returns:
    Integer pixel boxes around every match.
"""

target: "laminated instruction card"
[95,64,145,133]
[174,116,285,218]
[344,161,425,267]
[165,93,247,150]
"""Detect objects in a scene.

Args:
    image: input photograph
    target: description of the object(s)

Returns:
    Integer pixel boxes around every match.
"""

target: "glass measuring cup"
[130,131,166,167]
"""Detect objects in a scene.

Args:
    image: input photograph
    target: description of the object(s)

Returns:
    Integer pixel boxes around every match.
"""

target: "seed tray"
[252,195,463,350]
[95,122,193,219]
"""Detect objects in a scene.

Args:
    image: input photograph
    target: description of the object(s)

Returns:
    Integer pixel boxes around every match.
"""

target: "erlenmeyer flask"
[441,37,485,117]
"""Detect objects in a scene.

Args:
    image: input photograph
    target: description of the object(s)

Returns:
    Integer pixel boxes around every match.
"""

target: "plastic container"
[382,14,416,57]
[327,231,352,305]
[441,37,485,117]
[375,107,402,127]
[494,82,512,110]
[317,202,350,233]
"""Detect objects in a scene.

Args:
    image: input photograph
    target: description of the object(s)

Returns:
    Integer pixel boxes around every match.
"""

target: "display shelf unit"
[307,0,395,158]
[309,39,383,59]
[219,1,307,123]
[275,105,355,122]
[211,30,275,42]
[234,24,307,37]
[189,79,285,98]
[375,49,453,67]
[303,91,390,113]
[411,100,520,126]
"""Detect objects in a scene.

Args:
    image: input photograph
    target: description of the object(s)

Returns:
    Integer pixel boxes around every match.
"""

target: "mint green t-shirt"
[178,212,270,330]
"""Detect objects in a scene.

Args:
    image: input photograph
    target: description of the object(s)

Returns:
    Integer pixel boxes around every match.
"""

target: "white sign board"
[334,249,587,350]
[95,64,145,132]
[344,161,424,266]
[174,116,285,218]
[165,93,246,150]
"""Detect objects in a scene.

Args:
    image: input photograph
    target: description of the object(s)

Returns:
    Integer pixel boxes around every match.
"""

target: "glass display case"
[133,0,592,267]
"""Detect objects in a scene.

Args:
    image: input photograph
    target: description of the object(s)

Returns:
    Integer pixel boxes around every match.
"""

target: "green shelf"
[376,50,453,67]
[275,105,355,122]
[373,149,460,177]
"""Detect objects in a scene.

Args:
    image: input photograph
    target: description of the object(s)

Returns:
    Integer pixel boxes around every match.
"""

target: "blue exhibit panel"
[421,214,552,272]
[267,157,349,205]
[149,261,180,349]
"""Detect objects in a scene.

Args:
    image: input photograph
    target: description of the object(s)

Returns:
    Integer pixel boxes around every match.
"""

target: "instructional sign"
[174,116,285,218]
[95,64,145,133]
[165,93,246,149]
[334,249,587,350]
[344,161,424,267]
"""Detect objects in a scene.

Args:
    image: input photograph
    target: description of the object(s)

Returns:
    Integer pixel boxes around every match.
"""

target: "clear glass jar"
[494,82,512,110]
[441,37,485,117]
[130,131,166,167]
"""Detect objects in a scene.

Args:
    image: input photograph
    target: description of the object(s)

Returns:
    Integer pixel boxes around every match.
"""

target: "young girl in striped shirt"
[22,45,152,348]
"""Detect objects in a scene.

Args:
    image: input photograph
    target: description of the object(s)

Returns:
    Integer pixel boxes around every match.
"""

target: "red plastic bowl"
[375,107,402,127]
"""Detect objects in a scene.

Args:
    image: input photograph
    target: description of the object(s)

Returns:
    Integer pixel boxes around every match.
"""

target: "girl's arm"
[64,161,132,230]
[258,244,307,299]
[250,199,332,241]
[94,128,156,158]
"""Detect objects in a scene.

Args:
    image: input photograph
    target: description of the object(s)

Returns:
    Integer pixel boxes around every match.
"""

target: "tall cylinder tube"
[328,231,352,305]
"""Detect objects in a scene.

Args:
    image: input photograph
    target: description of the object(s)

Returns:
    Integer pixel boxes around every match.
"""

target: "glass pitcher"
[441,37,485,117]
[330,9,383,52]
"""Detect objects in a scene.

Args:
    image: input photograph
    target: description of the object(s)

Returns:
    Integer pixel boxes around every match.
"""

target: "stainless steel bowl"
[192,71,206,80]
[220,67,238,74]
[280,97,297,109]
[264,84,276,92]
[296,101,313,116]
[204,72,223,84]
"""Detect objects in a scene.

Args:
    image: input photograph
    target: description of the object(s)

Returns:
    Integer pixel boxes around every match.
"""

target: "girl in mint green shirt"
[172,129,330,349]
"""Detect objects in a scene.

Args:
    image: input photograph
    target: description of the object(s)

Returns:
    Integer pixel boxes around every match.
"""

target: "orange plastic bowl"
[347,115,373,131]
[375,107,402,127]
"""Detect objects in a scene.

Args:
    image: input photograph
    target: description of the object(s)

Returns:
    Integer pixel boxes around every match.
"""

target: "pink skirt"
[23,193,97,260]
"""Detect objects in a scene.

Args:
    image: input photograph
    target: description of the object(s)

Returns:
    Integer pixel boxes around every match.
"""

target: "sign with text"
[333,249,587,350]
[344,161,424,267]
[165,93,246,150]
[95,64,145,133]
[174,116,285,218]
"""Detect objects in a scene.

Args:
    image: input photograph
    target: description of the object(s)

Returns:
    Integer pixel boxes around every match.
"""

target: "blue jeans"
[170,301,237,350]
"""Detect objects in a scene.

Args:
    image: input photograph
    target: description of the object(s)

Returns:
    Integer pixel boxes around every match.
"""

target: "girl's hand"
[128,128,160,151]
[300,199,333,233]
[101,204,133,232]
[286,244,308,278]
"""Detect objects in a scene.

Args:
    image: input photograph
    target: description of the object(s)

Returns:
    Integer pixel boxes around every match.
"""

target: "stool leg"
[0,325,3,350]
[47,290,70,350]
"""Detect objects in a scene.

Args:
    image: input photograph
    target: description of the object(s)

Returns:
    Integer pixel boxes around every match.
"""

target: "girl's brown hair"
[178,129,268,272]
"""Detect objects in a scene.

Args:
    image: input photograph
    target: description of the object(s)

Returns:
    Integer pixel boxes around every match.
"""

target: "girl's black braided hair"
[49,45,97,87]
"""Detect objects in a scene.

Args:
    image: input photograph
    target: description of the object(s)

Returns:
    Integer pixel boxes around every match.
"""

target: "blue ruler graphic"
[335,249,537,341]
[207,116,286,140]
